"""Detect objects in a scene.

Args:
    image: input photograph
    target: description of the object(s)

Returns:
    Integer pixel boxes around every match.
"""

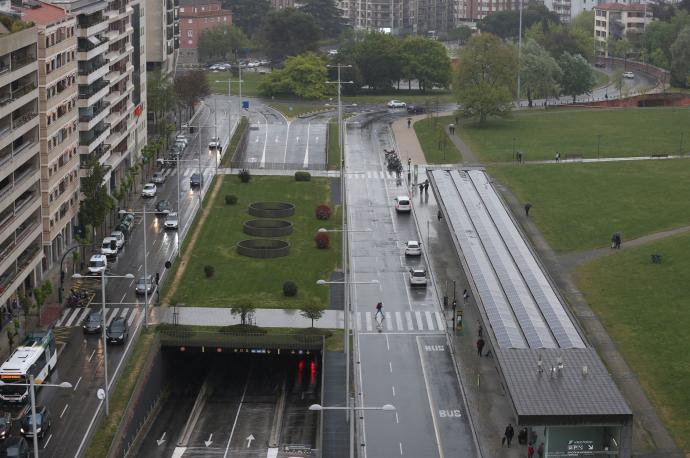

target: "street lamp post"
[215,76,243,133]
[0,378,72,458]
[309,403,395,458]
[158,157,200,258]
[517,0,523,104]
[73,271,133,416]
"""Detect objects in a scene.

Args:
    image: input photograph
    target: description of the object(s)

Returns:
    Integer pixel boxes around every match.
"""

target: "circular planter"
[248,202,295,218]
[236,239,290,258]
[243,219,293,237]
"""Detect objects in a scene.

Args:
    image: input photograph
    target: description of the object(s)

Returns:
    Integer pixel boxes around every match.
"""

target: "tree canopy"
[350,32,402,92]
[558,52,594,102]
[455,33,517,124]
[526,21,594,61]
[520,39,562,106]
[299,0,347,39]
[478,3,560,40]
[399,36,451,91]
[197,25,248,62]
[174,71,210,119]
[78,160,114,230]
[258,8,320,63]
[221,0,270,36]
[670,25,690,87]
[259,52,332,98]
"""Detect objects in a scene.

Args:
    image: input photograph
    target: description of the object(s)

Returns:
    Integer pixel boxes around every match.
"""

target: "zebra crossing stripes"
[357,311,446,332]
[54,306,139,328]
[348,171,400,180]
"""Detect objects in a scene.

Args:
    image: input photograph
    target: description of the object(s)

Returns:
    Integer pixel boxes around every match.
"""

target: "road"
[344,112,477,457]
[27,98,228,458]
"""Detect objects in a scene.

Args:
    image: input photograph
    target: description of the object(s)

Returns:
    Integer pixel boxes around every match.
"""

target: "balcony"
[0,227,41,281]
[79,101,110,130]
[45,108,77,139]
[77,16,109,38]
[0,84,38,117]
[77,59,109,85]
[79,143,111,168]
[77,37,109,62]
[78,125,109,156]
[12,111,38,130]
[0,171,40,215]
[45,37,77,61]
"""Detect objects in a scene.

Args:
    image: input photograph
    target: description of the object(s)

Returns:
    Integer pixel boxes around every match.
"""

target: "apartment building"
[145,0,178,75]
[178,0,232,63]
[594,3,651,56]
[338,0,458,34]
[0,17,43,309]
[22,1,79,271]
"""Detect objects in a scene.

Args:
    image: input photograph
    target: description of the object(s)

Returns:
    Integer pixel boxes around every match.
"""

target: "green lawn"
[327,119,340,170]
[221,116,248,166]
[342,90,454,105]
[170,175,341,308]
[459,108,690,162]
[207,71,266,97]
[414,116,462,164]
[269,102,330,118]
[488,160,690,253]
[576,233,690,452]
[593,68,609,87]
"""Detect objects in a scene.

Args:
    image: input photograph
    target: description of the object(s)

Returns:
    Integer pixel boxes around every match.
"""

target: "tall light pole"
[309,403,395,458]
[215,75,243,134]
[517,0,524,104]
[0,378,72,458]
[73,272,133,416]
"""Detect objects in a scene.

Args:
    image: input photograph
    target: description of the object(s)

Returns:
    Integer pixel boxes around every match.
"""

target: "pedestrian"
[505,424,515,448]
[419,183,424,194]
[611,232,621,249]
[407,117,411,128]
[423,181,429,193]
[524,202,532,217]
[375,302,384,321]
[537,442,545,458]
[437,210,442,221]
[476,338,485,357]
[528,443,535,458]
[477,321,483,337]
[449,123,455,135]
[555,152,560,162]
[462,289,469,304]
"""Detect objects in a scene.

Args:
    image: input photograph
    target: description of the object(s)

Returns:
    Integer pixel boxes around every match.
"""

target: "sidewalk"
[155,307,344,329]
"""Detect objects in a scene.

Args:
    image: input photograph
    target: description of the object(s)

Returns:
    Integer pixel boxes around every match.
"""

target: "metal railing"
[158,326,325,350]
[12,112,38,129]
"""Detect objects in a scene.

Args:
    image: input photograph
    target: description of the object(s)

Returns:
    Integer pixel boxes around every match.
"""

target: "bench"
[564,153,584,161]
[651,153,669,159]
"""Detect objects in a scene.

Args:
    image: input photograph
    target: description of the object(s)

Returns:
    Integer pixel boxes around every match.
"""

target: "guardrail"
[158,327,325,350]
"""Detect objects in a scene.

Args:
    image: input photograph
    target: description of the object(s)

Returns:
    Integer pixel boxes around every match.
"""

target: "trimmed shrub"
[316,204,332,220]
[295,171,312,181]
[239,169,251,183]
[225,194,238,205]
[283,281,298,297]
[314,231,330,249]
[204,265,215,278]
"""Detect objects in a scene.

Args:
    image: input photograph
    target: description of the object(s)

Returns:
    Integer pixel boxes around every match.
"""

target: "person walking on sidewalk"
[504,424,515,447]
[375,302,384,321]
[525,202,532,217]
[407,117,411,128]
[463,289,469,305]
[528,443,535,458]
[537,442,545,458]
[476,337,485,357]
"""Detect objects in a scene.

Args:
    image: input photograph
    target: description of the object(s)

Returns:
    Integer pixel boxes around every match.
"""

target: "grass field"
[458,108,690,162]
[207,71,266,97]
[576,233,690,452]
[328,119,340,170]
[170,175,341,308]
[220,116,248,166]
[342,91,454,105]
[488,160,690,253]
[414,116,462,164]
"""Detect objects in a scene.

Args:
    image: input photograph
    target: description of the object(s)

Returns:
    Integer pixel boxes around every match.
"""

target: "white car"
[409,268,428,287]
[141,183,157,198]
[110,230,125,249]
[208,137,220,149]
[164,212,179,230]
[387,100,406,109]
[88,254,107,274]
[101,237,118,258]
[623,71,634,79]
[394,196,411,213]
[404,240,422,256]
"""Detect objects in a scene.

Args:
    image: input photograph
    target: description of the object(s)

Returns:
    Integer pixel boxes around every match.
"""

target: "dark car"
[82,311,103,334]
[0,411,11,440]
[594,61,606,68]
[155,200,172,215]
[0,437,30,457]
[20,405,51,439]
[407,105,425,114]
[190,173,202,188]
[106,317,129,344]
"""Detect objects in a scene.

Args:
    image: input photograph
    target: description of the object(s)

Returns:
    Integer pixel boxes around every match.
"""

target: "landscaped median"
[413,116,462,164]
[220,115,248,167]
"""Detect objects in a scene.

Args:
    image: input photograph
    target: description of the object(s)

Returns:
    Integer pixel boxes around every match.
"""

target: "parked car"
[208,137,220,149]
[110,230,125,250]
[116,213,135,235]
[175,134,189,144]
[404,240,422,256]
[407,105,425,114]
[135,275,154,295]
[20,406,51,440]
[106,317,129,344]
[0,437,29,457]
[100,237,118,259]
[164,212,179,230]
[387,100,406,109]
[155,199,172,215]
[190,173,202,188]
[141,183,157,198]
[408,268,428,287]
[623,71,634,79]
[0,411,12,440]
[83,311,103,334]
[594,61,606,68]
[151,171,165,184]
[87,254,107,274]
[394,195,411,213]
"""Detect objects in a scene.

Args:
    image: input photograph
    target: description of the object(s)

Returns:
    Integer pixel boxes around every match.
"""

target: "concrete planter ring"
[248,202,295,218]
[243,219,293,237]
[236,239,290,258]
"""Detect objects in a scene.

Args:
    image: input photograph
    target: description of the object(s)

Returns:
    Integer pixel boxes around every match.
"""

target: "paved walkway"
[156,307,344,328]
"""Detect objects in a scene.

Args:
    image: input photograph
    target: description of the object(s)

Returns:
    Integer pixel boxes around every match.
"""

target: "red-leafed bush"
[314,231,330,249]
[316,204,332,220]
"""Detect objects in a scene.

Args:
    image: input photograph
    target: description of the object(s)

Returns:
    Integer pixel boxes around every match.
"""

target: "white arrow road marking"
[205,433,213,447]
[157,432,166,446]
[246,434,255,448]
[302,122,311,168]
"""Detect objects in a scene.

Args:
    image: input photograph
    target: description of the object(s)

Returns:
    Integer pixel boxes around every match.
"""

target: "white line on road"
[405,312,413,330]
[87,349,96,362]
[395,412,399,424]
[416,336,444,458]
[385,334,390,350]
[120,293,126,303]
[395,312,403,331]
[60,404,69,418]
[415,311,424,330]
[258,111,269,168]
[73,377,81,391]
[399,442,403,455]
[391,386,395,397]
[435,312,445,331]
[152,239,157,246]
[302,122,311,168]
[425,311,434,331]
[129,278,135,287]
[386,314,393,331]
[282,121,291,164]
[224,367,252,458]
[365,313,372,331]
[389,362,392,373]
[44,434,52,449]
[138,265,142,272]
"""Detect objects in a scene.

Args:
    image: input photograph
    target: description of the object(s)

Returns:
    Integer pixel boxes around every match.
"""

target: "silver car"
[135,275,154,295]
[164,212,179,230]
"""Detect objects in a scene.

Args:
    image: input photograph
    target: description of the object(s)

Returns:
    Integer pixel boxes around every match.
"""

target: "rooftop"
[21,1,69,26]
[0,13,34,34]
[595,2,647,11]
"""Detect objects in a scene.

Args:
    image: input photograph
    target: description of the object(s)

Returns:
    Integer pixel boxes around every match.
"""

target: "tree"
[258,8,319,63]
[198,25,248,63]
[147,70,176,137]
[174,71,210,120]
[611,69,626,97]
[558,52,595,102]
[671,25,690,87]
[443,25,474,44]
[399,36,451,91]
[78,159,114,234]
[351,32,402,91]
[520,39,562,107]
[642,11,690,69]
[231,299,256,326]
[221,0,270,36]
[455,34,517,124]
[31,281,52,321]
[478,3,559,40]
[570,10,594,35]
[299,0,347,39]
[259,52,331,98]
[527,21,594,61]
[608,37,632,58]
[300,302,324,328]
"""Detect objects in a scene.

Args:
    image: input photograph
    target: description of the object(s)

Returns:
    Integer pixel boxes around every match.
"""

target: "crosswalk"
[348,171,402,180]
[356,311,446,332]
[55,306,140,329]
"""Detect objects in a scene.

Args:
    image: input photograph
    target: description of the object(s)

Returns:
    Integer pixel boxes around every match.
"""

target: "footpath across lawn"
[459,108,690,162]
[576,233,690,452]
[170,175,341,308]
[488,160,690,253]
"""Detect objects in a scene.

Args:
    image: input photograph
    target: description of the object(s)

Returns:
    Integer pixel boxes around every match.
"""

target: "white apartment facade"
[594,2,651,56]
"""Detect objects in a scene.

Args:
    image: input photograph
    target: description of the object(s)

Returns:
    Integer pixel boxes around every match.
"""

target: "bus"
[0,330,57,403]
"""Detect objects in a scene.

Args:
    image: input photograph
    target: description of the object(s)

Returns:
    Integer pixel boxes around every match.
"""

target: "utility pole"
[517,0,523,105]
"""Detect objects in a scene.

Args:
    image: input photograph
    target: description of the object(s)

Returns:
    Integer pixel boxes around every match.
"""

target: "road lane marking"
[395,412,399,424]
[224,367,251,458]
[425,311,435,330]
[435,312,445,331]
[63,309,79,328]
[365,313,372,331]
[415,311,424,330]
[127,308,137,327]
[120,308,129,317]
[399,442,403,455]
[283,121,291,164]
[60,404,69,418]
[357,312,362,330]
[416,336,444,458]
[152,239,157,246]
[258,111,269,168]
[138,265,142,272]
[395,312,403,330]
[391,386,395,397]
[302,122,310,168]
[87,349,96,362]
[385,313,393,331]
[129,278,135,287]
[120,293,126,303]
[107,308,120,326]
[405,312,413,330]
[73,377,81,391]
[389,362,392,373]
[43,434,52,448]
[385,334,390,350]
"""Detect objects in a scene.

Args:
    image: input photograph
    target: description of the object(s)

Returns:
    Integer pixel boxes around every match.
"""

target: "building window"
[188,39,192,45]
[179,7,184,12]
[188,18,192,23]
[187,30,192,37]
